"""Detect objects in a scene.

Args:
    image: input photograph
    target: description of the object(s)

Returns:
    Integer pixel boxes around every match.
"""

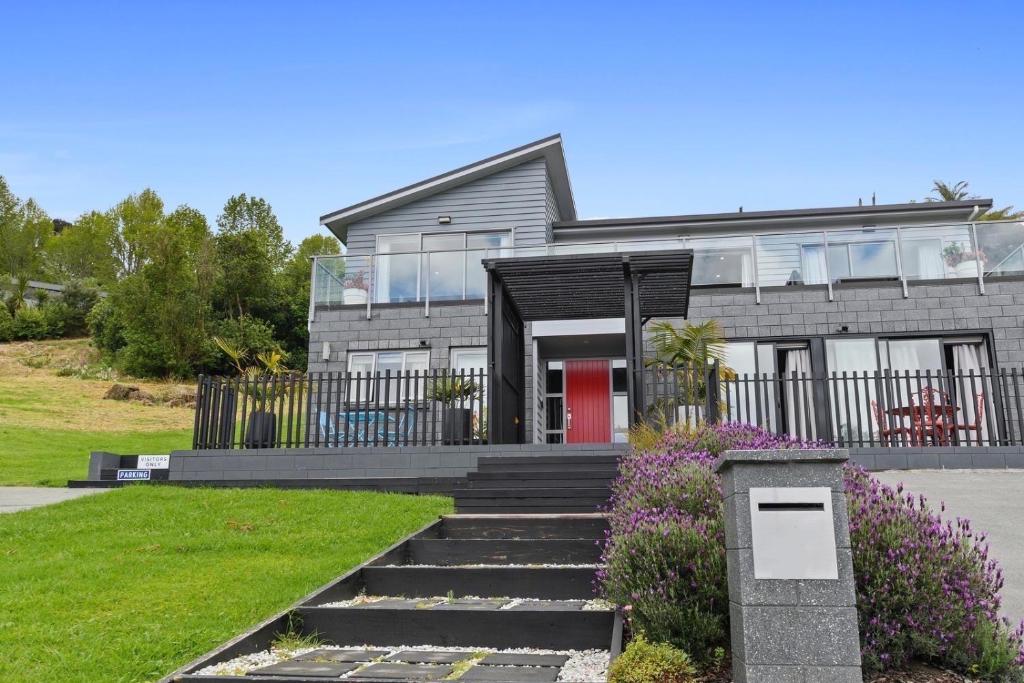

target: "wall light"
[437,216,452,224]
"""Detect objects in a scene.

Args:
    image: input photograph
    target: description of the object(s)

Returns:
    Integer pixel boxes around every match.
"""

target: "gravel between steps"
[194,644,609,681]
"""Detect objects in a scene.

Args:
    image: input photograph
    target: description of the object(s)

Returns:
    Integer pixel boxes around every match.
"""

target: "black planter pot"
[244,410,277,449]
[441,408,473,445]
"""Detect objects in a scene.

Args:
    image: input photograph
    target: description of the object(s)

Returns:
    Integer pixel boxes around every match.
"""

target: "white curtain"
[740,251,754,288]
[801,245,828,285]
[784,348,817,440]
[904,240,945,280]
[952,344,991,444]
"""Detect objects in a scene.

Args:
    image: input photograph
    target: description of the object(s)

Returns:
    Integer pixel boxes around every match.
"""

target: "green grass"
[0,424,192,486]
[0,486,453,682]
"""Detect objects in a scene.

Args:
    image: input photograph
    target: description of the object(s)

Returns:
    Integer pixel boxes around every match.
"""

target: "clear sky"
[2,1,1021,244]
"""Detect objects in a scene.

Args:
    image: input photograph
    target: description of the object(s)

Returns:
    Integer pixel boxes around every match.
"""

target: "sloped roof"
[320,134,577,242]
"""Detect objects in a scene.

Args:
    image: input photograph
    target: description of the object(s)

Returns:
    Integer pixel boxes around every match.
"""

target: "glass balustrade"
[310,220,1024,311]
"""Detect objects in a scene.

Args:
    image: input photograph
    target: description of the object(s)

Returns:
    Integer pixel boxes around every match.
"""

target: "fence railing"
[310,219,1024,316]
[193,369,487,450]
[644,363,1024,448]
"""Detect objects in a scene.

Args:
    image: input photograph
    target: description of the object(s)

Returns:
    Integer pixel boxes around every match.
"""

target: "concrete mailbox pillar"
[715,449,862,683]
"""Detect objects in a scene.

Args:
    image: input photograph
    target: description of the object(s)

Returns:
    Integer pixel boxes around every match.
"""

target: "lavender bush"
[600,422,1024,677]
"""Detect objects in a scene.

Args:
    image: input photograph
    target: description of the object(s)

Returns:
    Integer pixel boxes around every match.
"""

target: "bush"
[607,634,696,683]
[0,306,13,342]
[199,314,281,375]
[12,307,48,340]
[87,298,126,354]
[602,422,1024,679]
[40,300,71,337]
[59,281,101,337]
[846,467,1024,674]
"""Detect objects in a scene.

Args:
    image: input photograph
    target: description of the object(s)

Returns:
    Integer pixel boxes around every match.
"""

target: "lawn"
[0,486,453,682]
[0,339,195,485]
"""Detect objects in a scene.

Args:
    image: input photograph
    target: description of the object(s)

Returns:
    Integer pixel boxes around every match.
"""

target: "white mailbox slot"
[749,487,838,580]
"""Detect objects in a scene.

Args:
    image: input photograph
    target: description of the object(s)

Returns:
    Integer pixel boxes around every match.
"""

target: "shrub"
[607,634,696,683]
[58,280,101,337]
[845,467,1024,674]
[12,306,48,340]
[199,314,281,375]
[602,421,1024,678]
[0,306,13,342]
[40,300,71,337]
[87,298,126,354]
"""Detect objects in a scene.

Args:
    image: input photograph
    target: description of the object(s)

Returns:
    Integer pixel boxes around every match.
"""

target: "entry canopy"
[482,249,695,321]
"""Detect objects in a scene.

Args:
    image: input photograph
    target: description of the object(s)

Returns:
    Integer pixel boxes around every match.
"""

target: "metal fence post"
[705,360,721,424]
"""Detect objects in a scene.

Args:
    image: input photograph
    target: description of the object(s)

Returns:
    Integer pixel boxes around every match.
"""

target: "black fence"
[645,362,1024,448]
[193,369,487,450]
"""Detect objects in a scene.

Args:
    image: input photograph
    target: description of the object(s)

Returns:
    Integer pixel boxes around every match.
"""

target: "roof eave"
[552,199,994,234]
[320,134,576,242]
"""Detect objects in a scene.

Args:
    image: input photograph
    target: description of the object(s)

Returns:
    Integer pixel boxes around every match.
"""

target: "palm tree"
[926,180,1022,220]
[648,319,730,369]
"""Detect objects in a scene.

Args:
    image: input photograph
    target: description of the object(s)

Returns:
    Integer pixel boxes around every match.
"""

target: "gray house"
[305,134,1024,453]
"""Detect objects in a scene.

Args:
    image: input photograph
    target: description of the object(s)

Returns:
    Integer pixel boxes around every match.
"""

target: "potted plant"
[342,271,369,305]
[215,338,290,448]
[647,319,735,425]
[427,374,481,444]
[942,243,987,278]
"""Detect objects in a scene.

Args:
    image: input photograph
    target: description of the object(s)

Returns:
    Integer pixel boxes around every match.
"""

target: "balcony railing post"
[894,226,909,298]
[970,222,985,295]
[751,234,761,304]
[425,251,431,318]
[366,255,374,320]
[822,231,834,301]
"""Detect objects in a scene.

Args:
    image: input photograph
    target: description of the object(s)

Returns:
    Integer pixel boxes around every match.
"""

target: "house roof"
[552,199,993,238]
[320,134,577,243]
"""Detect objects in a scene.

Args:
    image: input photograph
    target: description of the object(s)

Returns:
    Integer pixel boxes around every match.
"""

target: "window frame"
[346,349,431,403]
[374,229,513,302]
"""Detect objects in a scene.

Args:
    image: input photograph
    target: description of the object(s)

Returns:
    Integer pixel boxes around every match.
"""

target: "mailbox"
[748,487,838,580]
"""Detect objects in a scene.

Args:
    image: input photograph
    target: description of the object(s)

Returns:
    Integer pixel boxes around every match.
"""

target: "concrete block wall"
[168,443,626,481]
[683,278,1024,363]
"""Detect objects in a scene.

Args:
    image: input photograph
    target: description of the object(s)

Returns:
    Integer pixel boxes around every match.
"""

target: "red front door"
[565,360,612,444]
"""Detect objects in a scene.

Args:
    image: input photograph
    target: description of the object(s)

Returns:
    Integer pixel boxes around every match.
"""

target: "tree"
[214,194,292,319]
[927,180,1022,221]
[43,211,119,284]
[106,202,217,377]
[0,176,53,279]
[108,189,164,278]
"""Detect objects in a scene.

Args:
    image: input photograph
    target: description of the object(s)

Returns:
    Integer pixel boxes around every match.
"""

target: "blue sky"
[2,1,1021,244]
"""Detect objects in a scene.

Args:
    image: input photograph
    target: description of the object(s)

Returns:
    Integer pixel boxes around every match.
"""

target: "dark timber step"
[407,538,601,565]
[358,566,600,600]
[294,605,614,650]
[167,512,619,683]
[440,514,608,540]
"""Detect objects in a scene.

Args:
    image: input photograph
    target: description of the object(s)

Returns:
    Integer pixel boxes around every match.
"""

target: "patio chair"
[318,411,338,444]
[949,392,987,446]
[871,400,916,446]
[915,386,954,445]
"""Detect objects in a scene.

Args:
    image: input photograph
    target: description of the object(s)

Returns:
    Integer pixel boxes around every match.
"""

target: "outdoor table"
[885,404,959,445]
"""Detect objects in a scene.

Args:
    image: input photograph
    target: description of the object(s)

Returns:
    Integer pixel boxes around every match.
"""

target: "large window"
[375,231,511,303]
[347,350,430,402]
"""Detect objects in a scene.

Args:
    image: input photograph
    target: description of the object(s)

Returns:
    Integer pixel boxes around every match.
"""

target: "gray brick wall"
[683,278,1024,369]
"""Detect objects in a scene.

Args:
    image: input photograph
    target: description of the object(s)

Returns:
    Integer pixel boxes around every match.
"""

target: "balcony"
[310,220,1024,314]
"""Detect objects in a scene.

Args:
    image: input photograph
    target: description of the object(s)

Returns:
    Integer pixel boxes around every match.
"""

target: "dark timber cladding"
[484,250,695,442]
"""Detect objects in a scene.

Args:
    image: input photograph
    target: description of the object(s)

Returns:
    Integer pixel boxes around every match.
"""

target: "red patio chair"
[871,400,916,446]
[916,386,953,445]
[949,392,986,445]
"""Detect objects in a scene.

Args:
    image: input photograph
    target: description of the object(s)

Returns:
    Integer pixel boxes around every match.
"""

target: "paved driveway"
[874,469,1024,624]
[0,487,109,513]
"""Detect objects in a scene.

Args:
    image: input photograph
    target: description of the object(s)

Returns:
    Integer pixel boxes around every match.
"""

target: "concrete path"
[0,487,109,513]
[874,469,1024,624]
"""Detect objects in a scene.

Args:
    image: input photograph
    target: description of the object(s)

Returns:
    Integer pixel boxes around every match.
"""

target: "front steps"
[455,455,621,514]
[169,513,616,683]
